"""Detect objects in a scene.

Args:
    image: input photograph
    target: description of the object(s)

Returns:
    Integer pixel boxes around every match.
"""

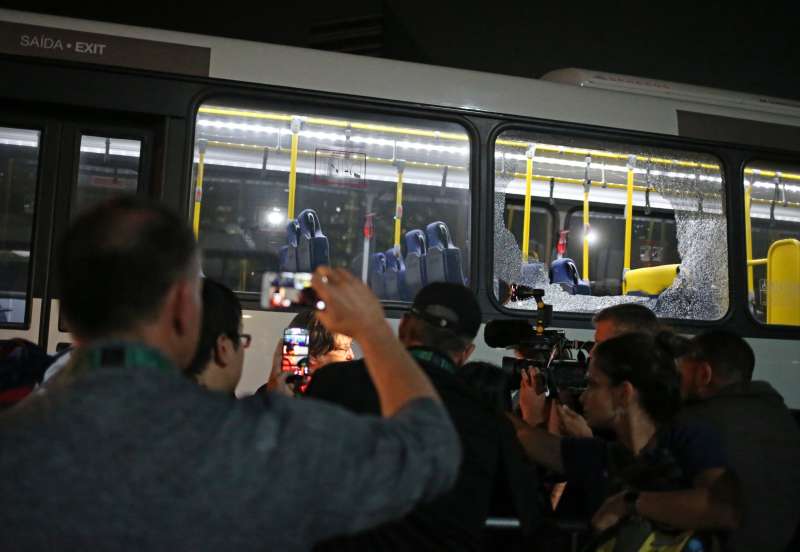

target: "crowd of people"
[1,196,799,552]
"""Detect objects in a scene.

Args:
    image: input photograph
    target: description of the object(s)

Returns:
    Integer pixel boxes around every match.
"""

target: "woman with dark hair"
[513,331,741,538]
[264,310,354,396]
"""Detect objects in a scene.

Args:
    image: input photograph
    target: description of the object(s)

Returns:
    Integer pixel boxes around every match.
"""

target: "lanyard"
[74,341,175,375]
[408,347,457,375]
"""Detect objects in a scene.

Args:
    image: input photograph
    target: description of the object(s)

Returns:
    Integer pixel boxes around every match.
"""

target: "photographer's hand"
[311,267,387,340]
[265,338,295,397]
[556,404,593,438]
[519,368,548,426]
[591,491,629,532]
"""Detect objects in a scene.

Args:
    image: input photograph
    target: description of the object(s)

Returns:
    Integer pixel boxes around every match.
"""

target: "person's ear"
[617,381,636,409]
[170,279,199,338]
[214,334,233,367]
[398,314,410,340]
[697,361,713,388]
[457,343,476,366]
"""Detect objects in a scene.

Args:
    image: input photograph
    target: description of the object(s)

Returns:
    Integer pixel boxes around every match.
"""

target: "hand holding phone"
[281,327,310,376]
[261,272,325,310]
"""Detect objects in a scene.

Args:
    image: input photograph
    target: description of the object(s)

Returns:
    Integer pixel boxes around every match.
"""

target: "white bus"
[0,9,798,404]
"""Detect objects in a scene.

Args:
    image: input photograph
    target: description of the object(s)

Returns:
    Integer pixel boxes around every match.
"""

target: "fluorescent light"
[495,151,723,183]
[0,138,38,148]
[751,180,800,193]
[265,209,285,226]
[196,118,469,155]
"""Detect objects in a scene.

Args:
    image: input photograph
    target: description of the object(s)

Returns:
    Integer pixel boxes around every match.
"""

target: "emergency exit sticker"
[0,21,210,77]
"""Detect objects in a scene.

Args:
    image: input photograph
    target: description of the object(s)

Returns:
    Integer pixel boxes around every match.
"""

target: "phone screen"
[282,327,310,375]
[261,272,320,310]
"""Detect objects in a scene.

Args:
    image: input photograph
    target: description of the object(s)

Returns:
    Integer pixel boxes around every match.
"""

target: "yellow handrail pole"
[192,140,207,239]
[582,155,591,281]
[393,161,405,248]
[745,179,755,301]
[287,117,302,219]
[623,155,636,287]
[582,193,590,280]
[522,145,535,263]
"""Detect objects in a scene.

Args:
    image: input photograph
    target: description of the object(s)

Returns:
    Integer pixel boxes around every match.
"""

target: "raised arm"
[311,267,442,416]
[508,412,565,472]
[592,468,742,532]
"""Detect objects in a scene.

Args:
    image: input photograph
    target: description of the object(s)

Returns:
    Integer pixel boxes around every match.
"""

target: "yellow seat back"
[623,264,680,296]
[766,239,800,326]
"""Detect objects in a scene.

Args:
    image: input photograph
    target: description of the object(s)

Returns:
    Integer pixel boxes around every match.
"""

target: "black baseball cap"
[409,282,482,340]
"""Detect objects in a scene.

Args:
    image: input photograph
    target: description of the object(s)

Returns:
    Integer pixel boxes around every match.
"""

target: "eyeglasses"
[238,334,252,349]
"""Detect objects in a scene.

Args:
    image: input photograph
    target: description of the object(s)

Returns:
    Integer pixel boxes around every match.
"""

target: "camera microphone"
[498,281,541,304]
[484,319,535,348]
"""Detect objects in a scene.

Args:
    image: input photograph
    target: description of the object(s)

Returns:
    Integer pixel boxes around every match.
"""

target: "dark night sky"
[3,1,798,100]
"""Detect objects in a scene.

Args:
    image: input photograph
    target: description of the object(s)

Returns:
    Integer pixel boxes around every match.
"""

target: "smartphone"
[261,272,325,310]
[281,327,310,376]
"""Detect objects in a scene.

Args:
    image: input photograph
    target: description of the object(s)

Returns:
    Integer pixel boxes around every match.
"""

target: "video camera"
[485,288,588,401]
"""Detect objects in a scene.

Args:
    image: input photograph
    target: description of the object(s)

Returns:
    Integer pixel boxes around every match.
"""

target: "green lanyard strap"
[77,342,175,375]
[408,347,457,375]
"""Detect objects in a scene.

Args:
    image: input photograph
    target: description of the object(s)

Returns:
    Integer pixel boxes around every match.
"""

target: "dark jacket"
[305,349,540,551]
[678,380,800,552]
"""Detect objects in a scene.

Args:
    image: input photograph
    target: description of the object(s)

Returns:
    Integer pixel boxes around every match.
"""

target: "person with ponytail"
[512,331,742,540]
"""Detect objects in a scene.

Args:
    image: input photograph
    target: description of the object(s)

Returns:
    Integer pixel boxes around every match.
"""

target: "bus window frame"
[486,120,734,331]
[0,121,46,331]
[54,122,155,335]
[187,90,481,311]
[740,156,800,331]
[67,128,151,219]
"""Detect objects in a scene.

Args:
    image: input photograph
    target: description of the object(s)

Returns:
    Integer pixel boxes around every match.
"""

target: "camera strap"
[71,341,175,376]
[408,347,457,375]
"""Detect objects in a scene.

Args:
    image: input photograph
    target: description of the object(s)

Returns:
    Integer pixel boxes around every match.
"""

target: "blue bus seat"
[549,258,591,295]
[351,252,388,298]
[279,219,301,272]
[384,248,408,301]
[369,252,388,298]
[425,221,465,284]
[403,229,428,299]
[296,209,330,272]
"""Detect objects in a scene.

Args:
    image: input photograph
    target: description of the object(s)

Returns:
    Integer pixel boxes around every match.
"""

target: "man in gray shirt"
[0,197,461,551]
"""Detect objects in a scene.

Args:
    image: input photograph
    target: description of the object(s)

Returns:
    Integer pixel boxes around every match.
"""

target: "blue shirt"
[560,422,728,514]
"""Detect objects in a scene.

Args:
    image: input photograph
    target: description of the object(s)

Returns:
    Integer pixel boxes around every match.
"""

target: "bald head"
[58,197,201,367]
[592,303,659,344]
